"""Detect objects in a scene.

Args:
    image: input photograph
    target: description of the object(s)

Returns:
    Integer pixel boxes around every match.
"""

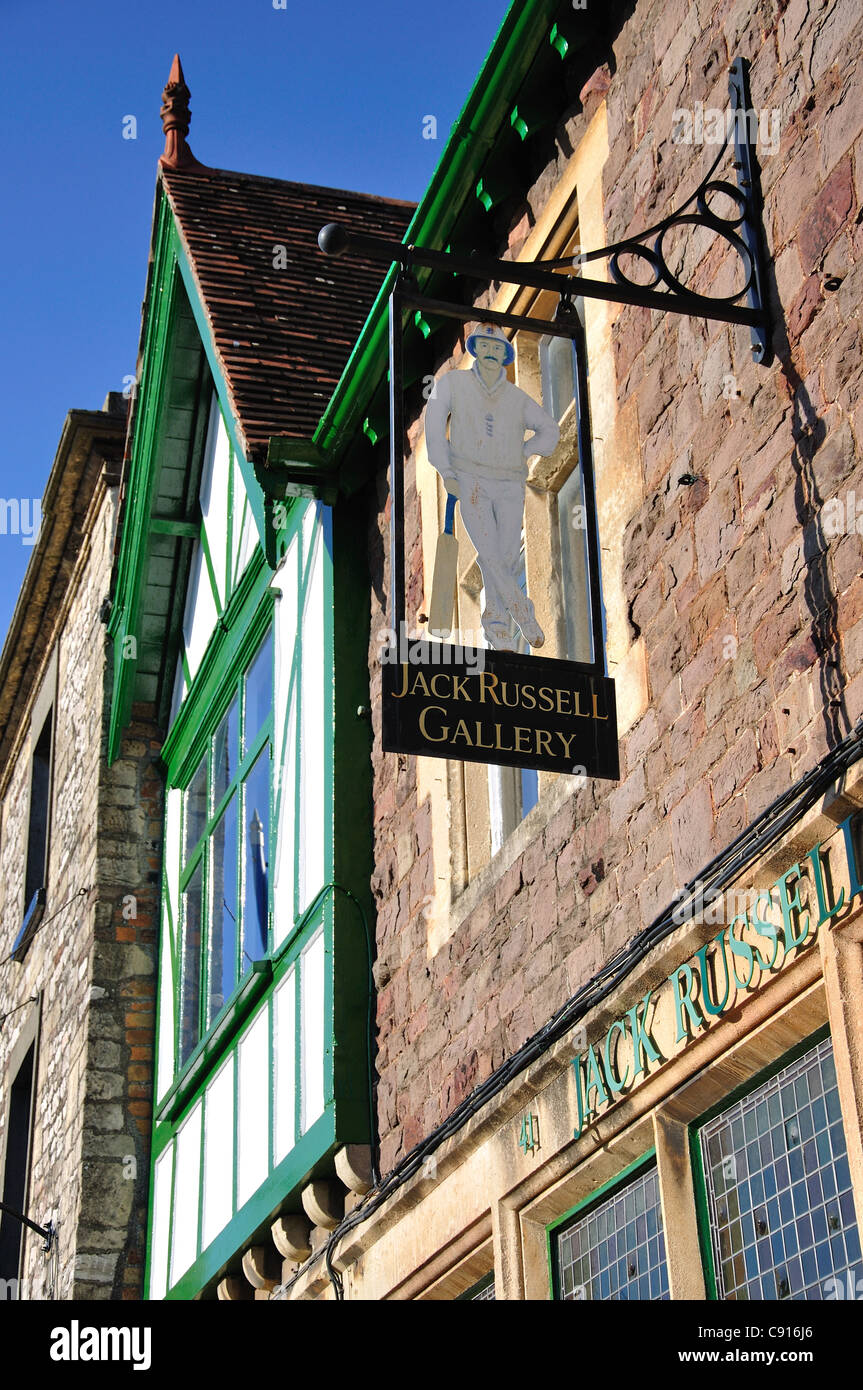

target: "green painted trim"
[545,1148,658,1301]
[108,194,181,762]
[690,1122,719,1302]
[690,1023,832,1302]
[151,518,199,538]
[310,0,557,464]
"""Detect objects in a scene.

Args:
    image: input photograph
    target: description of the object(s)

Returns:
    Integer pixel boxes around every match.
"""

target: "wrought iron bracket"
[0,1198,55,1252]
[318,58,772,364]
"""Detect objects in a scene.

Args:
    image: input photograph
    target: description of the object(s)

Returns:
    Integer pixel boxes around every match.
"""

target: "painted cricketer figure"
[425,324,560,650]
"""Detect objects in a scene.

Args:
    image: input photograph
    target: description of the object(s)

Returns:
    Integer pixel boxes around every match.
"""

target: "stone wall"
[367,0,863,1174]
[0,479,164,1300]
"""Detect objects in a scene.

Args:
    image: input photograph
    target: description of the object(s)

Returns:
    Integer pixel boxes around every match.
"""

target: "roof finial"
[159,55,204,170]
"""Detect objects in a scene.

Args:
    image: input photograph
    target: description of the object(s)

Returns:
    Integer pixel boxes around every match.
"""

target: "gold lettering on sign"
[418,704,447,741]
[392,664,409,699]
[479,673,500,705]
[494,724,514,753]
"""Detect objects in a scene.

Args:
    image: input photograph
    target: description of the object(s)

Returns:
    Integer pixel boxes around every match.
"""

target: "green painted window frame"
[154,562,276,1113]
[546,1149,662,1301]
[177,623,275,1069]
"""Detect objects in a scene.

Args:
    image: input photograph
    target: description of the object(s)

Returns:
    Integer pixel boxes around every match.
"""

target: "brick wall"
[368,0,863,1173]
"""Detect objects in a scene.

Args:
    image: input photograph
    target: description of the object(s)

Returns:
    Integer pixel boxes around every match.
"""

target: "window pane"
[202,1059,234,1249]
[242,749,270,970]
[212,697,239,806]
[521,767,538,818]
[182,540,219,684]
[199,397,231,608]
[180,864,203,1067]
[149,1145,174,1301]
[556,1164,668,1301]
[25,711,53,908]
[541,334,575,421]
[273,968,296,1164]
[558,464,594,664]
[243,631,273,756]
[237,1010,269,1207]
[184,758,207,863]
[300,929,326,1132]
[700,1037,861,1300]
[170,1102,202,1286]
[208,795,238,1025]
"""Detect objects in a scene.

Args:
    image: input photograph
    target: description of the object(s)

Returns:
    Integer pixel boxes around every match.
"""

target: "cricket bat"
[427,493,459,639]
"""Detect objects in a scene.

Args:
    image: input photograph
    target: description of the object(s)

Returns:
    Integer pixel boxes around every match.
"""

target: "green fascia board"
[108,188,268,764]
[307,0,558,469]
[108,193,179,762]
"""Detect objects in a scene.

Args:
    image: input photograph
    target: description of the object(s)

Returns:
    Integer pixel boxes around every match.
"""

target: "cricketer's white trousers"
[453,470,536,647]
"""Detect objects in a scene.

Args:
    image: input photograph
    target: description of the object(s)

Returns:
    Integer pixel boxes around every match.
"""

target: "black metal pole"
[729,56,772,365]
[569,311,607,675]
[0,1198,54,1249]
[388,282,406,639]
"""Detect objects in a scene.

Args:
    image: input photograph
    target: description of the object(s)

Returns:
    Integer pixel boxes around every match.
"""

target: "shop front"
[285,763,863,1302]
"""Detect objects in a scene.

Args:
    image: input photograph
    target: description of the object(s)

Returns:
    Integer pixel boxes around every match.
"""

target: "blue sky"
[0,0,508,649]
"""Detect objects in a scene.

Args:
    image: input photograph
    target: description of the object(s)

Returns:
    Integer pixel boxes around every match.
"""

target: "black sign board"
[381,641,619,780]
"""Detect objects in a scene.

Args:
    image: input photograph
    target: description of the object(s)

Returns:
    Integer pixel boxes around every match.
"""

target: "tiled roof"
[160,165,414,462]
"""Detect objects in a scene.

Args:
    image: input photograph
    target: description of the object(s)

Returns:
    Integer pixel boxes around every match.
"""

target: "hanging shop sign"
[570,816,862,1138]
[317,58,771,782]
[381,640,619,779]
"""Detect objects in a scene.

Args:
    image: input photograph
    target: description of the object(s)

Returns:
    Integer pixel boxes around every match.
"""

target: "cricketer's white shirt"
[425,363,560,482]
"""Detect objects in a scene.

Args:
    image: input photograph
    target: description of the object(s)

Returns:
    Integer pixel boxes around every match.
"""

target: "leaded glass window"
[699,1035,861,1300]
[555,1164,669,1301]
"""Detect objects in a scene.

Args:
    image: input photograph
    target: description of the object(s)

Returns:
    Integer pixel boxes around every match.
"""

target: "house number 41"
[518,1113,540,1155]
